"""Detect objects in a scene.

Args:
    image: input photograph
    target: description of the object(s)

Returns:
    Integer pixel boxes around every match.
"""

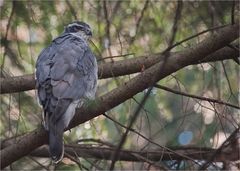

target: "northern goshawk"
[36,21,98,163]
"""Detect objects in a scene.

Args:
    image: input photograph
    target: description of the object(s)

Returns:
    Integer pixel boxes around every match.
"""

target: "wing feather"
[36,34,97,128]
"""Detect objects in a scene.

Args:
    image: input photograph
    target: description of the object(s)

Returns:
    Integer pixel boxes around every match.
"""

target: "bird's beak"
[87,30,92,36]
[85,28,92,36]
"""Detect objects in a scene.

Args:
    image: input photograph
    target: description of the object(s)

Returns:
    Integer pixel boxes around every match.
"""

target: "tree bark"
[29,145,239,162]
[0,45,238,94]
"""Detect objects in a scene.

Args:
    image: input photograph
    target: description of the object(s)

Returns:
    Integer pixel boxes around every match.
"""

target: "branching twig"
[109,87,152,170]
[1,1,15,70]
[161,0,183,75]
[221,61,239,102]
[200,127,240,170]
[64,152,87,170]
[1,44,239,94]
[103,113,135,133]
[103,0,113,58]
[109,1,122,22]
[129,0,149,44]
[163,24,228,54]
[167,0,183,50]
[154,84,240,109]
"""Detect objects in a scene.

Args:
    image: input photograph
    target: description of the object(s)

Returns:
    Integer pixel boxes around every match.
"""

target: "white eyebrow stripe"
[67,23,83,27]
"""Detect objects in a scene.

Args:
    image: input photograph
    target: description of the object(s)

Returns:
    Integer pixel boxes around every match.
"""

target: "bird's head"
[64,21,92,40]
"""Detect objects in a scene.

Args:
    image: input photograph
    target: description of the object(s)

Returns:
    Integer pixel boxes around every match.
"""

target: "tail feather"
[48,99,71,163]
[47,99,76,163]
[49,124,64,163]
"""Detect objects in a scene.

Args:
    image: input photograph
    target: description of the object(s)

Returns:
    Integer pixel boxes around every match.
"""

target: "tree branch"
[167,0,183,48]
[0,23,239,169]
[0,44,238,94]
[29,145,239,163]
[129,0,149,44]
[154,84,240,109]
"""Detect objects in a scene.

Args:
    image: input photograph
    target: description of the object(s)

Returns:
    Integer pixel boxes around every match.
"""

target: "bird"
[35,21,98,163]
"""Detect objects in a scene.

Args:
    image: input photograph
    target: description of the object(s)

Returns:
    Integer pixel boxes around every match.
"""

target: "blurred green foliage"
[0,0,239,170]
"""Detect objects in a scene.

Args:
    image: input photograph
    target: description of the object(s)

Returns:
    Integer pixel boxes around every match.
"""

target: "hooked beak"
[85,29,92,36]
[88,31,92,36]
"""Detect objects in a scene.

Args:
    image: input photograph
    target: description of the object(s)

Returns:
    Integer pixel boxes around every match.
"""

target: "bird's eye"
[73,26,78,32]
[77,26,83,30]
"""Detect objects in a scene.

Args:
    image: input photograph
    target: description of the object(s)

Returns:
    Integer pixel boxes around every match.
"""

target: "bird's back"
[36,32,97,163]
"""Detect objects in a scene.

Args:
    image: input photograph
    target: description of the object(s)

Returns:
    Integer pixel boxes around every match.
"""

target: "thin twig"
[161,1,183,74]
[109,88,153,170]
[109,1,122,22]
[107,87,200,167]
[83,157,103,170]
[103,113,135,133]
[130,153,168,170]
[76,137,116,148]
[231,1,235,25]
[167,0,183,50]
[129,0,149,44]
[154,84,240,109]
[1,1,15,70]
[28,156,49,171]
[64,152,88,170]
[66,0,78,20]
[103,0,112,58]
[162,24,228,54]
[110,87,201,170]
[97,53,134,62]
[200,127,240,170]
[221,61,239,103]
[89,40,103,60]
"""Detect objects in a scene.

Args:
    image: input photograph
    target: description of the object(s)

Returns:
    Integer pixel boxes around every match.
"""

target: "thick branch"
[0,45,239,94]
[0,23,239,168]
[29,145,239,162]
[0,128,47,169]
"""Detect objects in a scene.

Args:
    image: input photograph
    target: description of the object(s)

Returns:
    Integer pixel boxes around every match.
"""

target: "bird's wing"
[36,33,97,163]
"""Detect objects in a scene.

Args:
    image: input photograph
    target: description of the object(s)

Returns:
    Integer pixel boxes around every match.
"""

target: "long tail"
[49,124,64,163]
[47,99,73,163]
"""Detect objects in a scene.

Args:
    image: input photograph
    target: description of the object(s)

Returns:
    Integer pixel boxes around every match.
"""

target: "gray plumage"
[35,21,97,163]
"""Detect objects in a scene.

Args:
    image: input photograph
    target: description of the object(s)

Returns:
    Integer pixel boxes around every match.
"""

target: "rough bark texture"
[28,145,239,162]
[0,45,238,94]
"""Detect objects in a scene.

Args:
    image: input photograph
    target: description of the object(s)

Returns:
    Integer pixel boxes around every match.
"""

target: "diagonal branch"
[1,1,16,70]
[66,0,78,20]
[167,0,183,48]
[154,84,240,109]
[200,127,240,169]
[0,23,239,169]
[0,44,238,94]
[129,0,149,44]
[109,84,153,169]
